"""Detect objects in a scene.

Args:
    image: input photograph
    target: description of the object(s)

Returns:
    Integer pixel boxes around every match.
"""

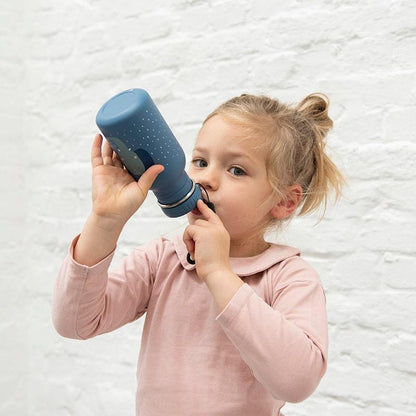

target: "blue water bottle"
[96,88,202,218]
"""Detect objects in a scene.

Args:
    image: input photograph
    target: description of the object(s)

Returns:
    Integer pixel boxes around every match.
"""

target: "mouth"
[190,200,216,216]
[205,200,216,213]
[191,207,202,216]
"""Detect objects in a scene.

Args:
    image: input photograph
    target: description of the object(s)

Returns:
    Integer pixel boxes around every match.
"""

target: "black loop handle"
[187,253,195,265]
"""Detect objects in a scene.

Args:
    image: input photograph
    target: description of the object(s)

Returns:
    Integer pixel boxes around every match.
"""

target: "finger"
[183,227,196,260]
[102,140,114,165]
[196,199,221,224]
[113,152,123,168]
[137,164,165,195]
[91,134,104,168]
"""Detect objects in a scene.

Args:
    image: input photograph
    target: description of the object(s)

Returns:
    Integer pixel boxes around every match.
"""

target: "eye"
[192,158,208,168]
[229,166,246,176]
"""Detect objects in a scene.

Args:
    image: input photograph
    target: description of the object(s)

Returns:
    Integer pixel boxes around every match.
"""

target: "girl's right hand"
[90,134,164,225]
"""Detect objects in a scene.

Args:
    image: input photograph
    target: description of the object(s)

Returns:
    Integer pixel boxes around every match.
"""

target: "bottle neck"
[157,180,197,209]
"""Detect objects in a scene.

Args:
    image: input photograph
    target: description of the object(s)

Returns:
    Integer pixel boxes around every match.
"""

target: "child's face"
[187,115,279,250]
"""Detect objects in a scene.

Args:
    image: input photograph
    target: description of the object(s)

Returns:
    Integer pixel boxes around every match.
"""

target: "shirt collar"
[172,234,300,277]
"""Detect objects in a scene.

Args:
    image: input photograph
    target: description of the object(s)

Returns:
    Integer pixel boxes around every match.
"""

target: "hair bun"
[296,93,329,117]
[296,93,333,139]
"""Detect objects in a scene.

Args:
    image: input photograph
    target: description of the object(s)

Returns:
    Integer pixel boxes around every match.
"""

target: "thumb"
[137,164,164,195]
[183,226,196,260]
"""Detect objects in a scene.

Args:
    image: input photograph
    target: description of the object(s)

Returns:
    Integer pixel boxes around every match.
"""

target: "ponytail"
[295,93,344,216]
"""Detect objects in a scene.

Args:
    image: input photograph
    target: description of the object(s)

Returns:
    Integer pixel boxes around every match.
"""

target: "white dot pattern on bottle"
[107,107,183,176]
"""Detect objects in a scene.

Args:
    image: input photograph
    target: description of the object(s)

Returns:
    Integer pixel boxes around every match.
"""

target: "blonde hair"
[204,93,344,219]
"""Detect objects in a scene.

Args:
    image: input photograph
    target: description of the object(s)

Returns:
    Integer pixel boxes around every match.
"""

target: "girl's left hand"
[183,199,231,281]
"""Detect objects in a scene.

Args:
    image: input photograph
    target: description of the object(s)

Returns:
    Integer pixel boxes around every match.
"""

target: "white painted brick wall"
[1,0,415,415]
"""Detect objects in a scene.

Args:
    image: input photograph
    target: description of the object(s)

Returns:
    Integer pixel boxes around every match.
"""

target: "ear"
[270,185,303,219]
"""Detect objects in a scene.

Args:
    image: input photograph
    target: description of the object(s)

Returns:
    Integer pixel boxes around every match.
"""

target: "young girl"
[52,92,344,416]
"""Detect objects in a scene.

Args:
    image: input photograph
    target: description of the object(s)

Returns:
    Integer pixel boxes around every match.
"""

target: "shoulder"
[133,236,175,256]
[277,253,321,284]
[262,244,323,295]
[261,247,326,311]
[131,236,179,272]
[267,252,322,289]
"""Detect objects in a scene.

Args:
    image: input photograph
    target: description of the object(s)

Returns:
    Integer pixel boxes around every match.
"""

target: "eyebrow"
[192,146,257,163]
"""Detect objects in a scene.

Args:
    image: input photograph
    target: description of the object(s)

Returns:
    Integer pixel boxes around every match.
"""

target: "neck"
[229,237,270,258]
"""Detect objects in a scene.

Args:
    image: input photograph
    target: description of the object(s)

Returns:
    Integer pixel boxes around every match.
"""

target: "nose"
[193,166,219,192]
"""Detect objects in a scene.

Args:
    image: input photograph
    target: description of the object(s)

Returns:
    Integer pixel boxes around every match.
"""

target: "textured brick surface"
[1,0,415,415]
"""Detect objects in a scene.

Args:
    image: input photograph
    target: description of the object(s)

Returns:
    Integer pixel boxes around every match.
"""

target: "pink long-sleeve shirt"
[52,234,328,416]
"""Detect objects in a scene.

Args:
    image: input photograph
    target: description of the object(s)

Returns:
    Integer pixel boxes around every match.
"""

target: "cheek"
[187,166,195,178]
[188,169,202,186]
[221,203,258,226]
[228,193,274,222]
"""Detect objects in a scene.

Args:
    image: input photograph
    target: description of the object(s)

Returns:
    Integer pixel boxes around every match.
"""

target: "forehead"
[195,115,266,155]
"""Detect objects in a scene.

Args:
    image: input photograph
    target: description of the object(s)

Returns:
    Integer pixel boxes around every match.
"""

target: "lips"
[191,200,216,216]
[191,207,202,215]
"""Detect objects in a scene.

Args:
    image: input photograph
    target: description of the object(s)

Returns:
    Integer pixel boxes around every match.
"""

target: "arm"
[52,134,163,337]
[183,200,327,403]
[73,134,164,266]
[203,266,327,402]
[52,236,157,339]
[216,279,327,403]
